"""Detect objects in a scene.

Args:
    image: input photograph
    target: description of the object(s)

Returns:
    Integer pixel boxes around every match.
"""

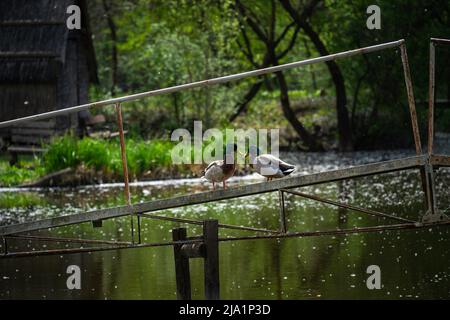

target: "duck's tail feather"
[281,168,295,176]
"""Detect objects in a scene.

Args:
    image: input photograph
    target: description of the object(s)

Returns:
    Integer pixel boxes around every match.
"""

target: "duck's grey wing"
[202,160,223,175]
[258,154,295,176]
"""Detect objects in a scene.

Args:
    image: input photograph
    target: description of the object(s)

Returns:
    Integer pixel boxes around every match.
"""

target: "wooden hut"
[0,0,98,158]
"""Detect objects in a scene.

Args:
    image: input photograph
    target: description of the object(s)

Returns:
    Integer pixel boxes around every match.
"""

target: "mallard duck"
[201,143,238,190]
[245,145,295,181]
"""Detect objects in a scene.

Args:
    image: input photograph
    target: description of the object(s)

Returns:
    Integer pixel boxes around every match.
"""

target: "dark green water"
[0,152,449,299]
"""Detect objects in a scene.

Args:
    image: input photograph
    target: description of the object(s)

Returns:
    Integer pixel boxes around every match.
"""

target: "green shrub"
[42,135,176,178]
[0,160,45,187]
[77,138,110,170]
[43,135,79,172]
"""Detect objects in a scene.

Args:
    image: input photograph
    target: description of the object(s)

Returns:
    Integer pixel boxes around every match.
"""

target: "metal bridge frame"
[1,38,450,260]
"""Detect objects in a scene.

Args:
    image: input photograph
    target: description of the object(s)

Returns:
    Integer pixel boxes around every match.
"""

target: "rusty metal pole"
[115,103,135,244]
[400,42,422,155]
[428,41,436,156]
[421,39,441,221]
[399,42,431,212]
[281,189,416,223]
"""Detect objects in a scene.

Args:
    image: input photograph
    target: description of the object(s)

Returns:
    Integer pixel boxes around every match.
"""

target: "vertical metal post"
[115,103,134,244]
[424,163,437,217]
[203,220,220,300]
[278,190,287,233]
[428,41,436,156]
[400,42,422,155]
[2,237,7,255]
[422,41,438,219]
[172,228,191,300]
[400,42,430,211]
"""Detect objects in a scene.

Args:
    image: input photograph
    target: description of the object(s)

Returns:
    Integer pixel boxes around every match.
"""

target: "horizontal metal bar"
[0,238,204,259]
[3,219,450,259]
[430,38,450,45]
[280,189,416,223]
[218,219,450,242]
[430,154,450,167]
[5,234,131,246]
[0,40,403,128]
[0,155,426,236]
[139,213,280,234]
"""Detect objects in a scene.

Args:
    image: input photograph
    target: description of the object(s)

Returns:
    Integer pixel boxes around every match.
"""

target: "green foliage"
[125,139,173,177]
[0,192,46,208]
[42,135,79,172]
[41,135,176,179]
[77,138,111,170]
[86,0,449,150]
[0,157,45,187]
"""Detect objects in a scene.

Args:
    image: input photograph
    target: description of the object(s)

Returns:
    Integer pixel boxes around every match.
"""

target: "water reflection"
[0,151,449,299]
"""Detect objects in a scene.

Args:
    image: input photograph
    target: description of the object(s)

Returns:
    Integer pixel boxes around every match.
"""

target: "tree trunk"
[102,0,118,95]
[272,53,322,150]
[275,71,322,150]
[301,22,353,151]
[234,0,322,150]
[279,0,353,151]
[229,80,264,122]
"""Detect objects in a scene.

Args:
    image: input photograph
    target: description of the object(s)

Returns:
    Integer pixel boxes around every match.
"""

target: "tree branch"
[277,24,301,60]
[235,0,269,43]
[274,21,295,46]
[229,80,264,122]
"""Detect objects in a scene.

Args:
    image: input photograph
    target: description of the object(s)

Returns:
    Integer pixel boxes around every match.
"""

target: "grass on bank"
[0,136,179,187]
[42,135,175,176]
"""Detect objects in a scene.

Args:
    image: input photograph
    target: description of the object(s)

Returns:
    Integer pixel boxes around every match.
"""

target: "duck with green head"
[201,143,238,190]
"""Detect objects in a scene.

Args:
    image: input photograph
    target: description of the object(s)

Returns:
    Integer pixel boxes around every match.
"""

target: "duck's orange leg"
[223,180,227,189]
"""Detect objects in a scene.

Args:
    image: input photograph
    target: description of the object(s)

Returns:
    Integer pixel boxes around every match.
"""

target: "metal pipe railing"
[0,40,403,129]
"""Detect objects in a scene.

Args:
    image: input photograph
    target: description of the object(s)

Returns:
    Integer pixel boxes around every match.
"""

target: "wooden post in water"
[172,227,191,300]
[203,219,220,300]
[2,237,7,255]
[337,181,349,224]
[278,190,287,233]
[172,220,220,300]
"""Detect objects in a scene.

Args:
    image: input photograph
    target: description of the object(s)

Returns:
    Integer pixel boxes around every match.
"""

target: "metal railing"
[1,38,449,259]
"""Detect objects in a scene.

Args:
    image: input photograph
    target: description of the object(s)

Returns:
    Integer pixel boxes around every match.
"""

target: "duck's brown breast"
[221,163,236,179]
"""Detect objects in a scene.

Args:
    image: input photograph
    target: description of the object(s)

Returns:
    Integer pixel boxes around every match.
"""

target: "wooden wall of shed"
[55,35,79,132]
[0,84,57,122]
[1,34,94,147]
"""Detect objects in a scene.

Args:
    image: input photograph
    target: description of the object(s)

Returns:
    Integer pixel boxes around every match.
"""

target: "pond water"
[0,150,449,299]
